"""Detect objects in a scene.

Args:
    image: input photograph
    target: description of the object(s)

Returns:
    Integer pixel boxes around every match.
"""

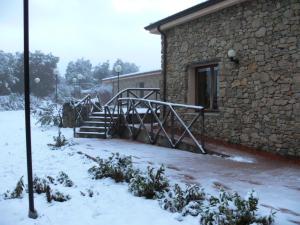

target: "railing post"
[171,110,175,146]
[73,105,76,137]
[201,109,205,149]
[150,102,154,141]
[104,107,107,139]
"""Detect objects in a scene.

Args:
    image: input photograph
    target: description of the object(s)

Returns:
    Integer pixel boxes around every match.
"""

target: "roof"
[102,69,161,82]
[145,0,248,34]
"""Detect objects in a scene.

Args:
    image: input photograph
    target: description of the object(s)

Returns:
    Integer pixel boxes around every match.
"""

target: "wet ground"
[78,137,300,224]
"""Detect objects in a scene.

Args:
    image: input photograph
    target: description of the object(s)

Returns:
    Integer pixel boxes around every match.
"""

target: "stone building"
[102,70,161,96]
[145,0,300,157]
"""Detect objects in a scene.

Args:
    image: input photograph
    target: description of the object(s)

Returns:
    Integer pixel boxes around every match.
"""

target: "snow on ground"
[0,110,300,225]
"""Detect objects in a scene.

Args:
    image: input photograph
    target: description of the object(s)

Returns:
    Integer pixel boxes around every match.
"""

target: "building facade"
[145,0,300,157]
[102,70,161,96]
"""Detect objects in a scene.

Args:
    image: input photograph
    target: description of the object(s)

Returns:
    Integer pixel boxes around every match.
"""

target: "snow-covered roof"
[102,69,161,82]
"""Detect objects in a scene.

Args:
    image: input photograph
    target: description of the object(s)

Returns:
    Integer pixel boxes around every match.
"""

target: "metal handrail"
[72,94,102,136]
[117,97,206,154]
[103,88,160,138]
[105,88,160,106]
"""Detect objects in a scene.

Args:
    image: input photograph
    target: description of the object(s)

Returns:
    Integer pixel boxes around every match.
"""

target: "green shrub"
[129,165,169,199]
[34,102,62,126]
[32,173,72,203]
[200,190,275,225]
[3,176,24,199]
[88,153,138,183]
[57,171,74,187]
[47,190,71,203]
[159,184,206,216]
[48,129,68,149]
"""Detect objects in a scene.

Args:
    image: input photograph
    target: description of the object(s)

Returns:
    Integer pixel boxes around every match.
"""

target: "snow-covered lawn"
[0,110,299,225]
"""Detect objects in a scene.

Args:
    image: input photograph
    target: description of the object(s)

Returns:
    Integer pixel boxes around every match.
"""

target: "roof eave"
[145,0,249,34]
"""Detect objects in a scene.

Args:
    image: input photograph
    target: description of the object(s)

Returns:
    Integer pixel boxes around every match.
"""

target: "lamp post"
[77,74,84,98]
[72,77,77,99]
[114,65,122,94]
[23,0,38,219]
[54,69,58,104]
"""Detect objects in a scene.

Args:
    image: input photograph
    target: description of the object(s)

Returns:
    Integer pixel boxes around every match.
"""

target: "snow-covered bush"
[3,177,25,199]
[33,174,72,203]
[129,165,169,199]
[88,153,138,183]
[159,184,206,216]
[34,102,62,126]
[47,190,71,203]
[2,173,73,203]
[0,94,41,111]
[48,129,68,149]
[57,171,74,187]
[80,188,95,198]
[200,190,275,225]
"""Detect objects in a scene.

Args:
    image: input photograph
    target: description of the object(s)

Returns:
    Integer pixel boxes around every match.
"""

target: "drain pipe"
[157,25,167,103]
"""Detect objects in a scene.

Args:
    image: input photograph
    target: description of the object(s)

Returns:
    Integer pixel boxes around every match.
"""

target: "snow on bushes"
[57,171,74,187]
[159,184,206,216]
[3,176,25,199]
[129,166,169,199]
[87,153,275,224]
[48,129,69,149]
[88,153,139,183]
[2,172,73,203]
[33,102,62,126]
[200,190,275,225]
[0,94,40,111]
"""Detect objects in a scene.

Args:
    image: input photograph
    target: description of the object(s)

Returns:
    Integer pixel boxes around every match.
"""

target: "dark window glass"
[195,65,219,110]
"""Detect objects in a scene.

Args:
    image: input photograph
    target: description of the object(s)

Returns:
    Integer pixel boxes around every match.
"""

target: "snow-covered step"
[82,121,106,127]
[76,131,105,138]
[88,116,118,122]
[79,126,105,133]
[92,112,119,116]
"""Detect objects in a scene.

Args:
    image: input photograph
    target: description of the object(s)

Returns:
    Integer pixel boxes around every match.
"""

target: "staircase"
[75,111,118,138]
[72,88,206,154]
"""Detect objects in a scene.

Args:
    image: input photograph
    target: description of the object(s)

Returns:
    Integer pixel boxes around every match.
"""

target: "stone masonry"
[163,0,300,156]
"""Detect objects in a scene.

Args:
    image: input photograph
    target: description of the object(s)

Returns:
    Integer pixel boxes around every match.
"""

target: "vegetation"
[2,172,73,203]
[48,129,68,149]
[200,190,275,225]
[34,102,62,126]
[159,184,206,216]
[87,153,275,224]
[3,176,25,199]
[129,166,169,199]
[88,153,138,183]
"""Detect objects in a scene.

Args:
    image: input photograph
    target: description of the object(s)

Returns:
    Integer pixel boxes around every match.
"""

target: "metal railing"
[104,88,160,137]
[72,94,102,136]
[117,98,206,154]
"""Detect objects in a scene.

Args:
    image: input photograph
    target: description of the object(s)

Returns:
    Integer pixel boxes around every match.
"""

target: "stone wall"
[163,0,300,157]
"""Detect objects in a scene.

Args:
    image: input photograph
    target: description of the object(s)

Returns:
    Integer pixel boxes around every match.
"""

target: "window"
[195,65,219,110]
[139,82,144,97]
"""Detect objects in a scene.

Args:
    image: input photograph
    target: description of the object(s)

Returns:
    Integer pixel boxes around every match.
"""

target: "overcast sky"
[0,0,202,75]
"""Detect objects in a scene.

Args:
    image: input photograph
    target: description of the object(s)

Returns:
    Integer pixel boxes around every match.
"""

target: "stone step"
[82,121,107,127]
[89,116,118,122]
[92,112,119,116]
[76,131,106,139]
[79,126,105,132]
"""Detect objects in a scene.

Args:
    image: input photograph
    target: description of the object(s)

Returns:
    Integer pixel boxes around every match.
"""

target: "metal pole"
[55,72,58,104]
[23,0,38,219]
[117,72,120,93]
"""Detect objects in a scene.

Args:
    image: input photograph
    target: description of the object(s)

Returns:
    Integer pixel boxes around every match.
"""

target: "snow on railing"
[116,97,205,154]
